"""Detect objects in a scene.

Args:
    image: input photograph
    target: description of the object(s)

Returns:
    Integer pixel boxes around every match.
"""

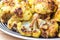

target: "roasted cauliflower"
[7,15,22,29]
[0,0,60,38]
[37,19,58,37]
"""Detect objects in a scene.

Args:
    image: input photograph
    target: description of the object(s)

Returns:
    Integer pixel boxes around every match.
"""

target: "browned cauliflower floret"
[7,15,23,30]
[14,7,32,21]
[28,0,57,14]
[0,12,13,23]
[17,21,32,36]
[32,19,41,38]
[17,13,41,37]
[35,2,52,14]
[30,13,41,37]
[37,19,58,37]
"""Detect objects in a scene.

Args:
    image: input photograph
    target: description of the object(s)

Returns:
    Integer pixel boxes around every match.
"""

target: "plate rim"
[0,24,60,40]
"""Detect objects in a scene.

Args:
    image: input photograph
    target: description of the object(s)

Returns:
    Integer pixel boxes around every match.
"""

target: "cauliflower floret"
[0,5,14,23]
[32,20,41,38]
[17,13,41,37]
[0,4,14,23]
[7,15,23,29]
[1,0,21,13]
[37,19,58,37]
[14,7,32,21]
[0,12,13,23]
[35,2,52,14]
[28,0,57,14]
[17,21,32,36]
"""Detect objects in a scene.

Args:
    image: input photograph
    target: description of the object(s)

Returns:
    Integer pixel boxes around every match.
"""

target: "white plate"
[0,23,60,40]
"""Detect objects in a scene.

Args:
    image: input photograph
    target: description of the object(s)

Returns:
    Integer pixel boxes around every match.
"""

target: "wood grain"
[0,31,24,40]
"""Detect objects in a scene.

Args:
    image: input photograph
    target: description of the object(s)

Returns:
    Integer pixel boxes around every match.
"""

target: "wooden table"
[0,31,24,40]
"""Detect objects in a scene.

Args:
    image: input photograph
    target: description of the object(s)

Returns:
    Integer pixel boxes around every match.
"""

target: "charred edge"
[14,8,23,18]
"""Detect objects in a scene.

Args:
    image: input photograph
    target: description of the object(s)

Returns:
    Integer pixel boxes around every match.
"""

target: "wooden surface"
[0,31,24,40]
